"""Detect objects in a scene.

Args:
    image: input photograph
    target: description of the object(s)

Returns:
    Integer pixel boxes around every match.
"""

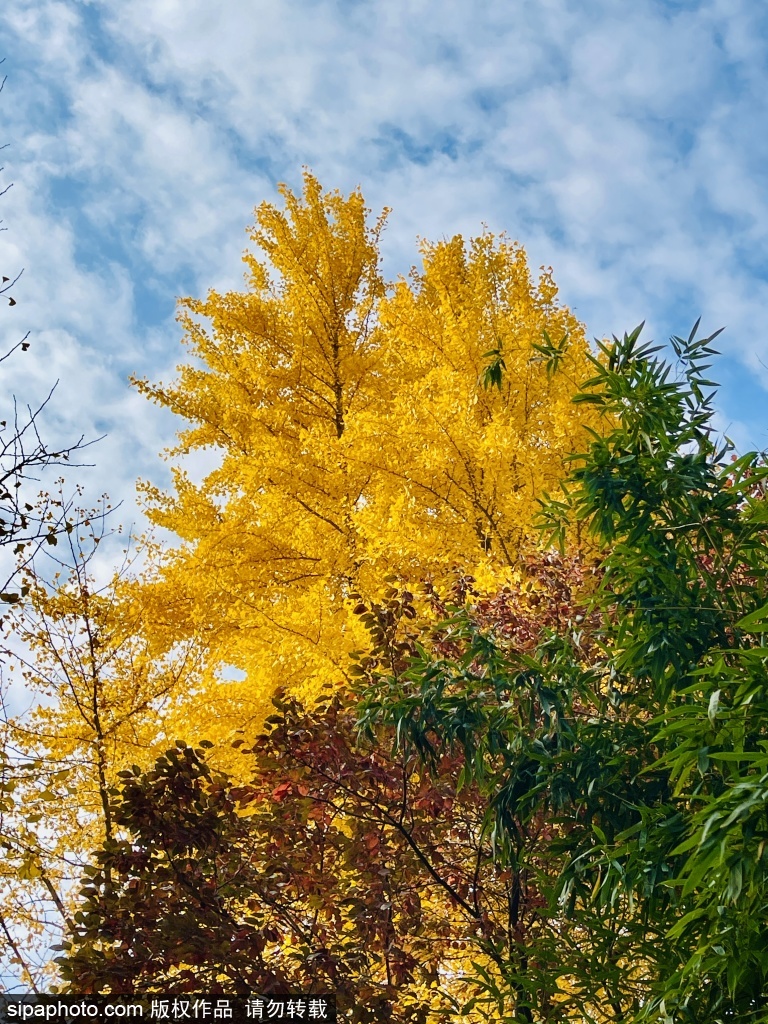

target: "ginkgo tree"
[130,170,603,740]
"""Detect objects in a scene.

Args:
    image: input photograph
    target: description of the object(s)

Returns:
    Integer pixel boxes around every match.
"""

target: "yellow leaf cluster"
[128,170,603,738]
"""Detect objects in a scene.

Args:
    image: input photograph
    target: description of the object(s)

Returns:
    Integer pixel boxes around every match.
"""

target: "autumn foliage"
[1,171,606,1002]
[55,559,598,1022]
[129,171,603,737]
[12,173,767,1023]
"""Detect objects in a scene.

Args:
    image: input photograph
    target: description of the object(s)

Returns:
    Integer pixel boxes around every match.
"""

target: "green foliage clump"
[362,322,768,1022]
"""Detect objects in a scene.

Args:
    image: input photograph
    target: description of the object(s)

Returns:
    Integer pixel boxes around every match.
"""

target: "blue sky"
[1,0,768,991]
[1,0,768,540]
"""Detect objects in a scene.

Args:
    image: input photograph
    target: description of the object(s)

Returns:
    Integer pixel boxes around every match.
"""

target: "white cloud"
[0,0,767,558]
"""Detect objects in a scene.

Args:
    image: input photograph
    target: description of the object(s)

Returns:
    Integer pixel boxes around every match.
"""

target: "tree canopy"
[4,173,768,1023]
[129,170,603,739]
[2,171,601,995]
